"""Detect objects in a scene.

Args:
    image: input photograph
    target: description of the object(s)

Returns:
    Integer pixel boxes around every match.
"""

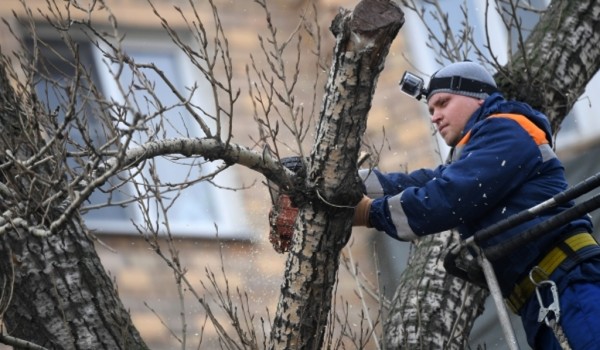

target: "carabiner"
[534,279,561,326]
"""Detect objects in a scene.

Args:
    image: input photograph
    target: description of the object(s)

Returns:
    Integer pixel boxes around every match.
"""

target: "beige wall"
[0,0,438,348]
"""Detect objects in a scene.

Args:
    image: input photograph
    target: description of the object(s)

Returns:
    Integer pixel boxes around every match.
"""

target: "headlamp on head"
[399,71,427,101]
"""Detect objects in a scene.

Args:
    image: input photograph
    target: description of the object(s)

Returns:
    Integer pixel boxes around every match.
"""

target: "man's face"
[427,92,484,147]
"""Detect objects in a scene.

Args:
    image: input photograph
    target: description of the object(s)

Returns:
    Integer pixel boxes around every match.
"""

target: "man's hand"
[268,194,299,253]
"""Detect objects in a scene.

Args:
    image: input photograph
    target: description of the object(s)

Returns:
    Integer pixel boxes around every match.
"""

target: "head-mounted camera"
[399,71,427,101]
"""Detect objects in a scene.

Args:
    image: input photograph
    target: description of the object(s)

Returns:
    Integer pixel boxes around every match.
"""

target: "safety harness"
[519,232,600,350]
[507,232,600,313]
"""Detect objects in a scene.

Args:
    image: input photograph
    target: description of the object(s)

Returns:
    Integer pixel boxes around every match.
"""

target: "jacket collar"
[460,92,554,147]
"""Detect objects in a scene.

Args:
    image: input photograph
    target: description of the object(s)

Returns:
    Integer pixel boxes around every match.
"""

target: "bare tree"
[0,0,598,349]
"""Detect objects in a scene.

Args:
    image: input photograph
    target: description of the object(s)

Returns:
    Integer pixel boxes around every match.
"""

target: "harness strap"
[506,232,600,314]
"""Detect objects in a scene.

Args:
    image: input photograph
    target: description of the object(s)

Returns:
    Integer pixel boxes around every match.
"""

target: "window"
[31,30,249,238]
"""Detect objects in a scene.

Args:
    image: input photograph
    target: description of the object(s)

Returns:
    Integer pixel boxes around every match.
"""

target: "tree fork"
[269,1,404,349]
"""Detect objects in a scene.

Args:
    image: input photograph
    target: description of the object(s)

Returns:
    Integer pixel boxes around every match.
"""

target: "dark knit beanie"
[426,61,498,101]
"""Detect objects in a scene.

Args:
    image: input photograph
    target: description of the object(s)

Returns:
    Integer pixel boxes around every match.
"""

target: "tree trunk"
[386,0,600,347]
[0,64,147,349]
[384,232,488,349]
[0,221,147,349]
[269,1,404,348]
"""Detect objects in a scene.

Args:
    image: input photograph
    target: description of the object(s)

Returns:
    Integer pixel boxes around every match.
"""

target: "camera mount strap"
[427,75,497,96]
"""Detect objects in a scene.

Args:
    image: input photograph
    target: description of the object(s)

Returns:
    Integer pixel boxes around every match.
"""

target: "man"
[352,61,600,349]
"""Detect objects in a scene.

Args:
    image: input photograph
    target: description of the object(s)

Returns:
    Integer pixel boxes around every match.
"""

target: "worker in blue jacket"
[352,61,600,349]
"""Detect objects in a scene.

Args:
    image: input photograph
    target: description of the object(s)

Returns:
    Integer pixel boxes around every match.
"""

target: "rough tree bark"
[269,0,404,348]
[385,0,600,348]
[384,232,488,349]
[0,64,148,348]
[497,0,600,130]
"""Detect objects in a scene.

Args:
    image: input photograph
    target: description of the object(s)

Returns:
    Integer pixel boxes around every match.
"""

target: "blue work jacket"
[362,93,593,296]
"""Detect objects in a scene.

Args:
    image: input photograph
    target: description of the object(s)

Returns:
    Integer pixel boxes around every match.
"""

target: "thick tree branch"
[497,0,600,129]
[101,138,295,189]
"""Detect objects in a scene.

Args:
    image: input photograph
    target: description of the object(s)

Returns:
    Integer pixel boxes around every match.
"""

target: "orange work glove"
[268,194,299,253]
[353,195,373,227]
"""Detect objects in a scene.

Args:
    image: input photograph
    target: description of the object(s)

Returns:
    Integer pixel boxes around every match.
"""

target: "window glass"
[31,35,248,237]
[110,48,217,230]
[555,71,600,148]
[31,39,138,224]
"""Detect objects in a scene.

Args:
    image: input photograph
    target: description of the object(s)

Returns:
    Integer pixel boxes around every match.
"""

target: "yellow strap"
[506,232,598,313]
[538,233,597,275]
